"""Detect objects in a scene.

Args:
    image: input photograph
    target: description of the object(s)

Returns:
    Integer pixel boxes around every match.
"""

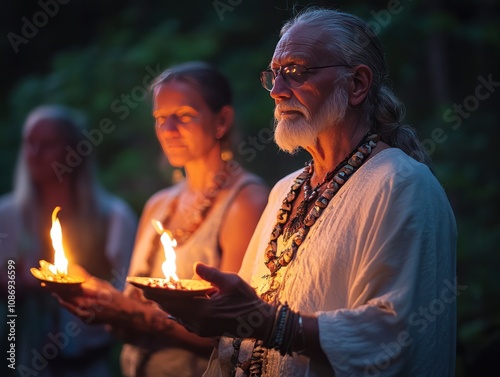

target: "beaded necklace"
[142,162,233,275]
[229,133,380,377]
[282,161,336,243]
[263,133,380,281]
[163,176,224,246]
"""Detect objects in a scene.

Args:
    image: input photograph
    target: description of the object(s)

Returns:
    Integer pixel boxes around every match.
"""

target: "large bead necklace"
[236,133,380,377]
[162,164,230,246]
[281,161,335,244]
[262,133,380,280]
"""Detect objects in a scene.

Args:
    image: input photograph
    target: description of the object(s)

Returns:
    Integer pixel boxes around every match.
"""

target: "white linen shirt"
[205,148,457,377]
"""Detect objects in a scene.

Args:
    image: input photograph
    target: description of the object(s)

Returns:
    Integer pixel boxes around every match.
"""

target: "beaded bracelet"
[273,303,289,350]
[262,302,307,356]
[263,302,287,350]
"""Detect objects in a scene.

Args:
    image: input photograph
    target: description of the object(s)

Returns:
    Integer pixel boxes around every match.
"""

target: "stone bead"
[348,152,365,167]
[286,190,297,202]
[281,200,292,211]
[315,196,329,208]
[308,190,318,200]
[326,180,340,191]
[310,205,321,218]
[264,241,276,261]
[333,174,346,185]
[293,227,307,245]
[358,144,372,155]
[280,247,295,265]
[271,224,282,240]
[368,140,377,148]
[304,214,315,227]
[269,278,281,290]
[277,209,288,224]
[297,171,310,180]
[322,189,335,200]
[266,260,279,274]
[340,166,353,176]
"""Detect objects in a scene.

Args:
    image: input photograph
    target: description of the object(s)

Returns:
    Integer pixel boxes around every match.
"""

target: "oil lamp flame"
[48,206,68,275]
[152,219,178,282]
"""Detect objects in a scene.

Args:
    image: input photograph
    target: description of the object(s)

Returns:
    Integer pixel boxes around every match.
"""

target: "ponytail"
[370,85,432,168]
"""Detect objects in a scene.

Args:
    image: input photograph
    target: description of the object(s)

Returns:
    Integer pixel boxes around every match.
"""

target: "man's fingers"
[195,263,238,291]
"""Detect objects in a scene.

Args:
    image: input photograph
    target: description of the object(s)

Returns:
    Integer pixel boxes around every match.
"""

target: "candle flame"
[152,219,178,282]
[48,206,68,275]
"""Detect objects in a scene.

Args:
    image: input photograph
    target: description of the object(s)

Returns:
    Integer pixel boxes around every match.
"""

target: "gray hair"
[14,105,107,216]
[12,104,123,279]
[281,8,432,167]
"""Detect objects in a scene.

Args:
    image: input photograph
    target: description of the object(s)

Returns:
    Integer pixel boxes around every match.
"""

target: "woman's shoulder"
[221,169,269,214]
[0,192,17,214]
[236,170,268,189]
[232,169,269,196]
[142,184,183,213]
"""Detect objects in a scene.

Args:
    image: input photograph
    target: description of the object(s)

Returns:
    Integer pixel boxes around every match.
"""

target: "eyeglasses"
[260,64,349,91]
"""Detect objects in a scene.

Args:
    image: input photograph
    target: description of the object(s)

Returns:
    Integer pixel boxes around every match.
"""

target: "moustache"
[274,102,309,118]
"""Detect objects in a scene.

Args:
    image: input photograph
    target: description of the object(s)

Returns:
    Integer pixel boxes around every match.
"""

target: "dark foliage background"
[1,1,499,375]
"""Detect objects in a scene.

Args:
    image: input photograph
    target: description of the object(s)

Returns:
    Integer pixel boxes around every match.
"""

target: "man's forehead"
[271,25,331,65]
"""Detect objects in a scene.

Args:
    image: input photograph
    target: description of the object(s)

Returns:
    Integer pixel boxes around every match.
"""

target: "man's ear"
[348,64,373,106]
[215,105,234,139]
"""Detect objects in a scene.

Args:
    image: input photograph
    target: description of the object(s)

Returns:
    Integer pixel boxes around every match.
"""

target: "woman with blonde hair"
[53,62,269,377]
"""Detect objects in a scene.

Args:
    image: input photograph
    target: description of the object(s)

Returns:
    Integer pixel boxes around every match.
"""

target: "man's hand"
[144,263,276,339]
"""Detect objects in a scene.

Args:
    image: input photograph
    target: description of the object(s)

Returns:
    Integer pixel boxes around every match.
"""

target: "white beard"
[274,86,349,154]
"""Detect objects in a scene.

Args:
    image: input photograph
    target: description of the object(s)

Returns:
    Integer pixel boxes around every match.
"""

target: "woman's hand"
[53,274,125,325]
[144,262,276,339]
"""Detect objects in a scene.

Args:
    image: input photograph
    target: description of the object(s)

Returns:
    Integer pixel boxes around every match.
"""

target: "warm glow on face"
[152,219,178,282]
[48,206,68,275]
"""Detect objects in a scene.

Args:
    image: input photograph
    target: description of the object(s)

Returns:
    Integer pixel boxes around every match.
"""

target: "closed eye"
[153,109,198,125]
[155,116,166,125]
[177,113,195,123]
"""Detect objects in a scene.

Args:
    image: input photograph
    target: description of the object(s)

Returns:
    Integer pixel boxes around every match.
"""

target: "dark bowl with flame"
[126,277,213,299]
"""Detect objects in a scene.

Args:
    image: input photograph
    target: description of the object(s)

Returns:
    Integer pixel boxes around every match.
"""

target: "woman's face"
[22,119,68,184]
[153,80,221,167]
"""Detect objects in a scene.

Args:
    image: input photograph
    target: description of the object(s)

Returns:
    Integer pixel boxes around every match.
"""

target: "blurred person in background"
[52,62,270,377]
[0,104,138,377]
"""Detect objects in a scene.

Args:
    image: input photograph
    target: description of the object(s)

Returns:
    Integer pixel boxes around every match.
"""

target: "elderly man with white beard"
[145,7,458,377]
